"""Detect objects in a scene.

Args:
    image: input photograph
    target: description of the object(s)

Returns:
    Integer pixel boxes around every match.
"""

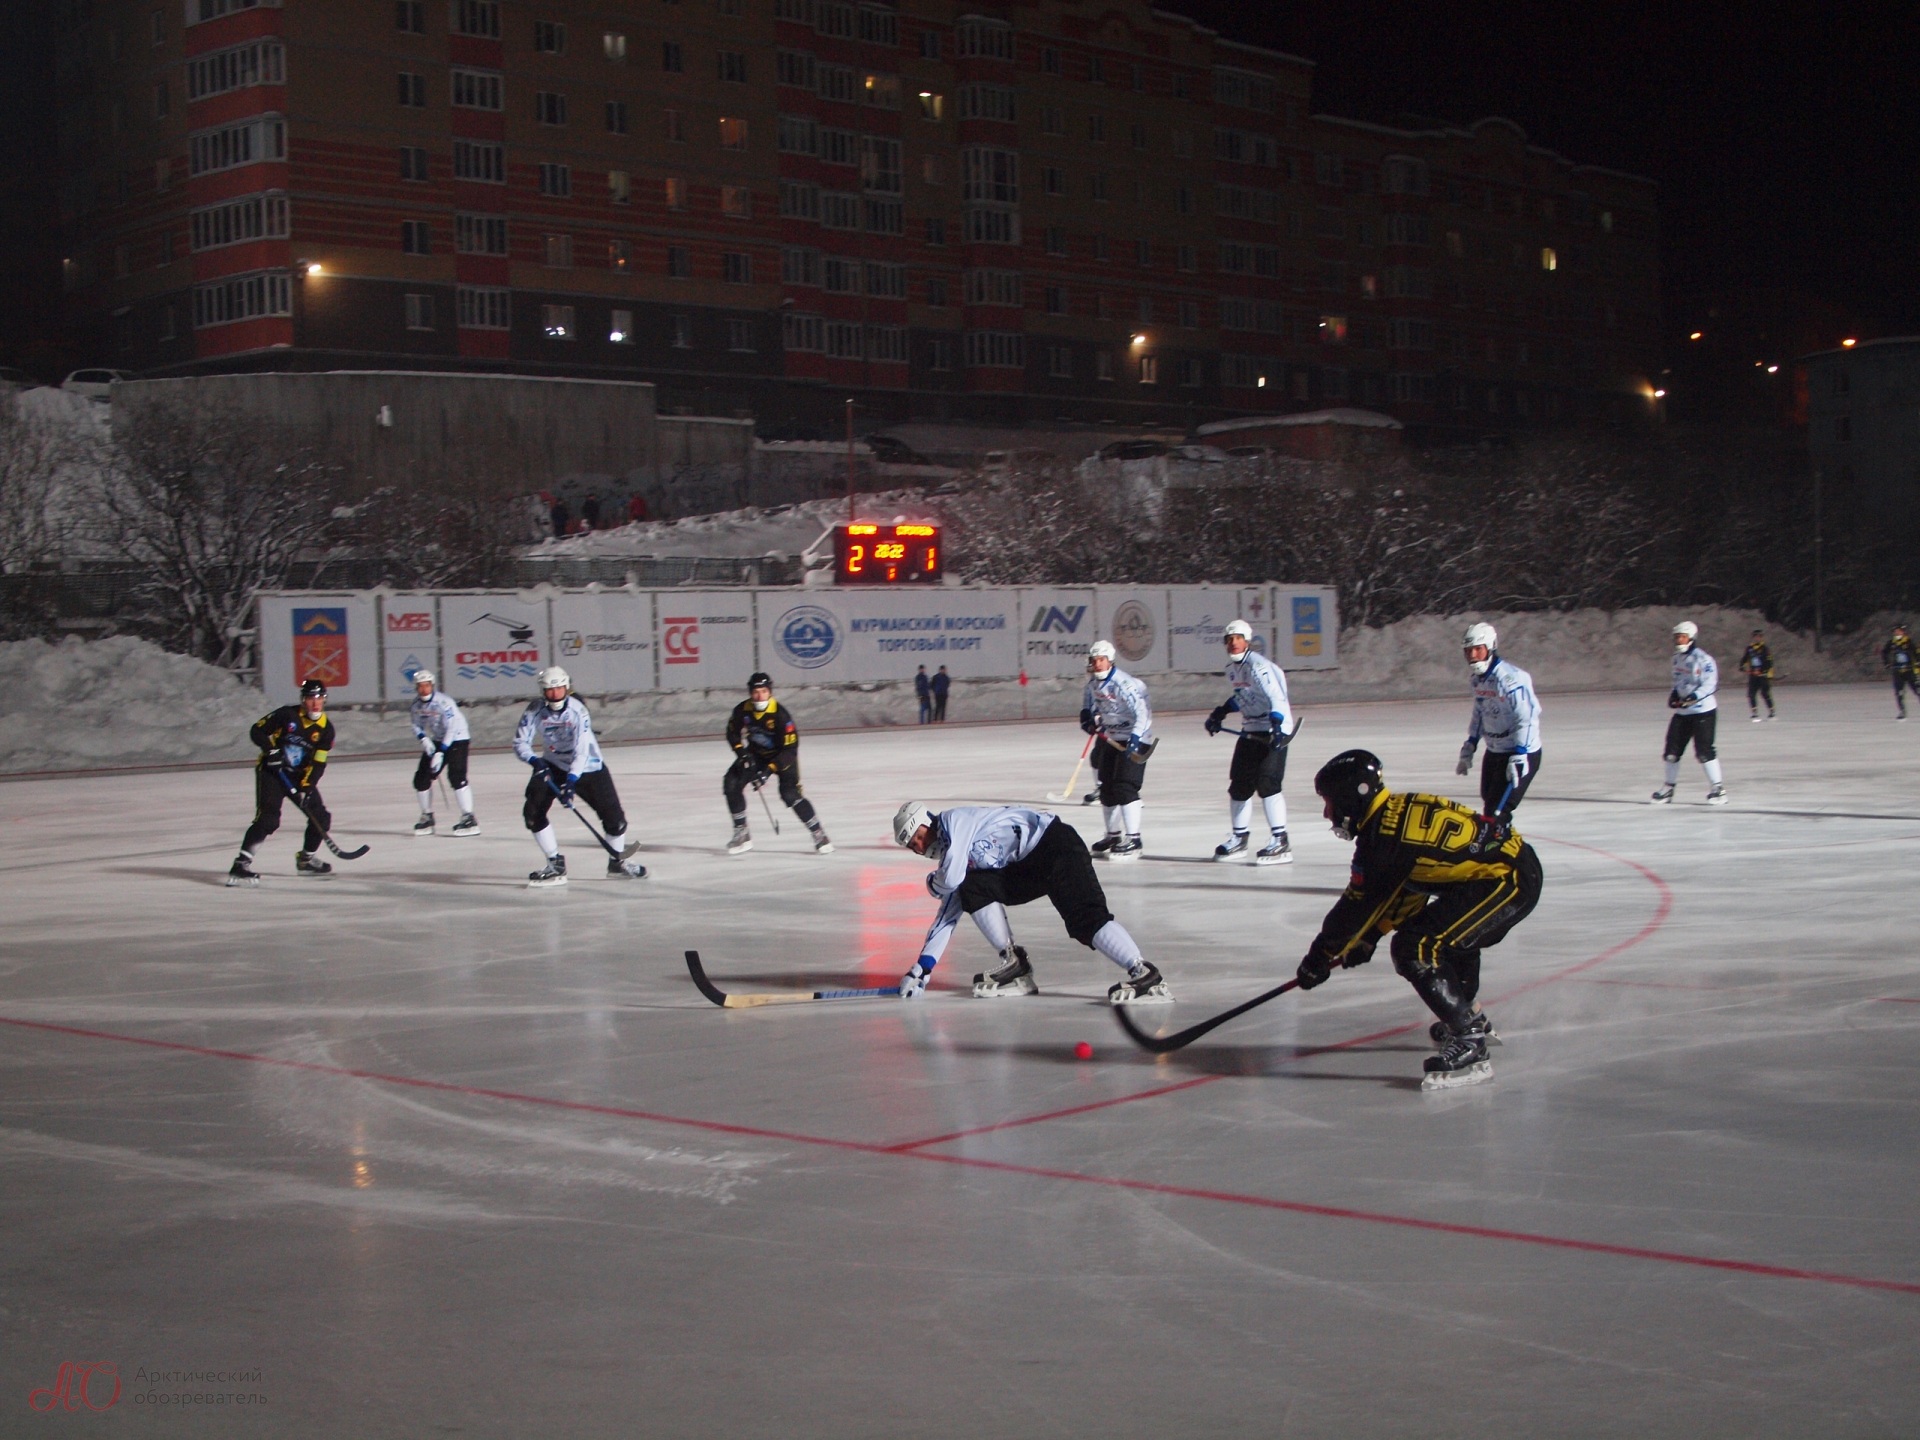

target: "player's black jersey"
[250,705,334,788]
[726,700,799,765]
[1312,792,1528,962]
[1739,643,1773,678]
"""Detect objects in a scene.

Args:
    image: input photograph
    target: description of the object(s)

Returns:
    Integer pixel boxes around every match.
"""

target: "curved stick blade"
[684,949,730,1008]
[1111,978,1301,1054]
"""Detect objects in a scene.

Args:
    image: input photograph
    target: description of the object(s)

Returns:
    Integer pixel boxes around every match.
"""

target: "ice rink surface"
[2,684,1917,1437]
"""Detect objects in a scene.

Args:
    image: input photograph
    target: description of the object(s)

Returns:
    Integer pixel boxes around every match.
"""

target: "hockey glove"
[429,749,446,777]
[559,774,580,802]
[420,735,437,757]
[1295,945,1335,991]
[1079,708,1099,736]
[899,959,935,998]
[1456,741,1476,776]
[1506,752,1531,785]
[1268,716,1288,750]
[1126,735,1153,758]
[1204,704,1231,736]
[262,746,287,771]
[1667,690,1684,710]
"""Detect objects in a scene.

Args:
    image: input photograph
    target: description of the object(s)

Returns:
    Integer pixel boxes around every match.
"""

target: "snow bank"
[527,490,935,562]
[0,608,1897,773]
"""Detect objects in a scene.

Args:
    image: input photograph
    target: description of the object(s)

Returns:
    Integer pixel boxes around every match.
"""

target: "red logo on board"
[662,617,700,665]
[29,1362,121,1412]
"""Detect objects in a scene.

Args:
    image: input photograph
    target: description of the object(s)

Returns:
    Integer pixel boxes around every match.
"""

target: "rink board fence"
[254,585,1338,705]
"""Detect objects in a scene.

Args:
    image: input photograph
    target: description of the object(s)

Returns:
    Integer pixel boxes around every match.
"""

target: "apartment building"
[58,0,1662,433]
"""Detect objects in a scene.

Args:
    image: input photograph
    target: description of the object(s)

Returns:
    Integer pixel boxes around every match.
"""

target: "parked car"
[865,434,932,465]
[1098,439,1172,461]
[61,368,134,401]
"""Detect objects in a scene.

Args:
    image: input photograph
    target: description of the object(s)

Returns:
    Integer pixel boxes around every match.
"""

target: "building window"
[1178,299,1199,328]
[1087,54,1105,83]
[927,335,953,371]
[963,269,1021,307]
[925,275,948,307]
[396,0,425,29]
[1096,349,1114,381]
[535,91,568,125]
[398,71,427,106]
[1540,246,1558,271]
[778,113,818,154]
[728,318,756,352]
[957,84,1016,122]
[963,331,1024,368]
[861,136,902,193]
[539,163,572,197]
[604,31,627,59]
[455,213,509,254]
[453,0,499,37]
[1042,285,1065,315]
[663,40,684,72]
[542,304,575,340]
[453,140,505,182]
[405,293,435,330]
[922,155,945,185]
[919,29,941,59]
[155,158,173,192]
[718,50,747,83]
[1137,296,1153,324]
[825,321,863,358]
[153,80,170,118]
[158,303,177,341]
[608,170,631,204]
[1176,357,1202,387]
[188,116,286,176]
[153,8,167,44]
[781,247,821,285]
[669,314,694,349]
[534,20,565,52]
[823,257,858,293]
[667,246,691,278]
[1137,353,1158,385]
[956,15,1013,59]
[399,145,429,181]
[1088,113,1106,143]
[1040,105,1063,136]
[401,220,431,254]
[778,180,817,218]
[1043,166,1063,197]
[820,192,861,229]
[609,239,631,269]
[608,309,633,343]
[1044,226,1067,258]
[665,108,685,141]
[1041,46,1061,74]
[606,99,628,133]
[665,176,686,209]
[719,116,749,149]
[868,325,909,362]
[918,91,944,121]
[864,261,907,298]
[188,39,285,100]
[1176,244,1196,272]
[451,69,503,110]
[783,311,825,352]
[925,217,946,246]
[722,252,752,284]
[190,192,289,251]
[456,286,510,329]
[544,234,572,267]
[1047,345,1073,378]
[192,269,292,329]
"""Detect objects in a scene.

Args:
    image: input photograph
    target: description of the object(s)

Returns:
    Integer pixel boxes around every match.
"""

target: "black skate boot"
[1421,1034,1492,1091]
[413,813,435,836]
[528,854,567,888]
[1428,1011,1500,1049]
[1705,783,1728,805]
[1108,961,1172,1005]
[1105,835,1143,859]
[809,825,834,854]
[608,852,649,878]
[1649,784,1675,804]
[726,822,752,855]
[972,946,1037,998]
[1213,832,1249,860]
[226,852,259,887]
[1090,833,1122,855]
[1255,832,1293,866]
[450,814,480,836]
[295,851,333,877]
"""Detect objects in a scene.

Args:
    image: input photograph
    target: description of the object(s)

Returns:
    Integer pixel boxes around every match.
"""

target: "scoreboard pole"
[846,398,856,523]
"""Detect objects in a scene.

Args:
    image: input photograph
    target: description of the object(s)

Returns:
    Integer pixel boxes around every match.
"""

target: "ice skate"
[1090,833,1121,855]
[608,854,649,878]
[226,854,259,888]
[1750,713,1763,724]
[1429,1011,1500,1049]
[1649,785,1674,804]
[1213,832,1249,860]
[1705,784,1728,805]
[1103,836,1143,860]
[1255,832,1293,866]
[294,850,332,877]
[413,814,435,835]
[971,946,1037,998]
[726,822,753,855]
[1108,961,1172,1006]
[1081,791,1098,806]
[450,814,481,837]
[810,828,834,854]
[528,855,568,888]
[1421,1034,1493,1091]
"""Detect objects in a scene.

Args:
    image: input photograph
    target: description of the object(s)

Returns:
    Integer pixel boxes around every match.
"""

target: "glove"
[262,746,287,771]
[560,773,581,801]
[1667,690,1684,710]
[1268,717,1288,750]
[1126,735,1151,758]
[1506,752,1531,785]
[1295,946,1334,991]
[1456,741,1475,776]
[429,749,446,777]
[748,760,772,788]
[527,754,548,770]
[1079,708,1098,736]
[1205,704,1230,736]
[420,735,437,758]
[899,959,935,998]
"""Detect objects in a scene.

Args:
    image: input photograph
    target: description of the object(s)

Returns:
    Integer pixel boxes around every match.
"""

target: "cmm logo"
[291,607,349,689]
[661,616,700,665]
[1028,605,1087,634]
[30,1362,120,1412]
[1109,600,1156,664]
[454,613,540,680]
[774,605,841,669]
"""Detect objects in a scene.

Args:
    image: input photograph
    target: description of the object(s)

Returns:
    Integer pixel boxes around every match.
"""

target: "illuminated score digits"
[833,523,942,584]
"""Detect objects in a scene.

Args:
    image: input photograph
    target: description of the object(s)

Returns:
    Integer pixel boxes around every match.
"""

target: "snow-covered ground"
[528,490,938,562]
[1,689,1915,1434]
[0,606,1898,774]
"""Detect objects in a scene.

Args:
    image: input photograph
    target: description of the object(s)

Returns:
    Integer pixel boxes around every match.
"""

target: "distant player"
[1080,640,1154,858]
[1204,619,1297,863]
[1738,629,1776,722]
[1652,620,1727,805]
[513,666,647,887]
[722,672,833,855]
[1295,750,1542,1091]
[408,670,479,836]
[1454,622,1542,820]
[1884,623,1918,720]
[892,800,1171,1004]
[227,678,337,886]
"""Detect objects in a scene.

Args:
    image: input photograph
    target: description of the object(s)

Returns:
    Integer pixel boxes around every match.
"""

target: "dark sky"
[1166,0,1920,331]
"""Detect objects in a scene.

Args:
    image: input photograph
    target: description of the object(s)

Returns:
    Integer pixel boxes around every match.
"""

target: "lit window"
[603,32,626,59]
[542,303,575,340]
[608,170,631,204]
[719,117,748,149]
[609,308,633,343]
[1540,247,1557,271]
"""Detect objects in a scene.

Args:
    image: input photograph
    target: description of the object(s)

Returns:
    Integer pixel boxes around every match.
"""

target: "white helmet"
[1087,639,1116,666]
[1223,619,1254,644]
[1672,620,1698,645]
[892,800,936,851]
[412,669,436,688]
[537,666,571,707]
[1462,622,1497,676]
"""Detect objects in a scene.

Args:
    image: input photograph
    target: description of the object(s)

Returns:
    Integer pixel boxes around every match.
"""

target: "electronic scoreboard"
[832,523,942,584]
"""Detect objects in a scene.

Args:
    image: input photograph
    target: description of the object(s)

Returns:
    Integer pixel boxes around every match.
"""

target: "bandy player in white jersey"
[1652,620,1728,805]
[1204,619,1298,863]
[1454,622,1542,821]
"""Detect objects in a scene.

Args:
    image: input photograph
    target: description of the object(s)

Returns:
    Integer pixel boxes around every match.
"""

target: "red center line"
[1876,997,1920,1005]
[4,1008,1915,1298]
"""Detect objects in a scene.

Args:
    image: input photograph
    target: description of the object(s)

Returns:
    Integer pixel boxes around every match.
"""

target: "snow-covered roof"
[1195,408,1404,436]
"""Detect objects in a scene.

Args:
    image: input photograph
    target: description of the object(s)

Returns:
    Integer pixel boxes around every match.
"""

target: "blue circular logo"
[775,605,842,669]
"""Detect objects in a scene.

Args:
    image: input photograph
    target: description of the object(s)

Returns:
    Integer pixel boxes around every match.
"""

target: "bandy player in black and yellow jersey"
[1294,749,1543,1090]
[228,678,338,886]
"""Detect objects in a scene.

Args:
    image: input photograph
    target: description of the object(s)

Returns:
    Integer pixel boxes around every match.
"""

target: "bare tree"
[92,397,343,669]
[351,435,542,590]
[0,396,75,637]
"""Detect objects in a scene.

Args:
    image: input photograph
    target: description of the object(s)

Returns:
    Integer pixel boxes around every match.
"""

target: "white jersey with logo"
[410,690,471,747]
[1672,645,1719,716]
[918,806,1056,961]
[1223,649,1293,735]
[512,695,606,775]
[1082,666,1153,743]
[1466,657,1541,754]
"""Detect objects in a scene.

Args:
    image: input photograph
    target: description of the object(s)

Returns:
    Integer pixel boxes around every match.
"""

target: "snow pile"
[529,491,934,562]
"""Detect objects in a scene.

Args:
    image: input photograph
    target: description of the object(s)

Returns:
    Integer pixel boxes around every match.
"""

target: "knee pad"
[1662,752,1680,764]
[1390,930,1429,979]
[1227,781,1255,803]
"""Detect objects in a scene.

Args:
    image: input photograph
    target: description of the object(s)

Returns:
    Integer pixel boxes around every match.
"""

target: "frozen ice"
[1,683,1917,1435]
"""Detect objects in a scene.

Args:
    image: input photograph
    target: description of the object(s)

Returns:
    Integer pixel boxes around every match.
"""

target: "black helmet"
[300,678,328,700]
[1315,749,1385,840]
[747,671,773,690]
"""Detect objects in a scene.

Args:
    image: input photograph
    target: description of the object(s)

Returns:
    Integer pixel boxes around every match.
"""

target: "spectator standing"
[914,665,932,724]
[628,492,649,524]
[581,493,602,531]
[931,665,951,721]
[549,498,571,539]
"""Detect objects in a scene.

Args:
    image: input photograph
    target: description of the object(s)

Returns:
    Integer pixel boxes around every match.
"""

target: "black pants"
[1896,673,1918,714]
[1391,843,1543,1026]
[1093,739,1148,807]
[412,739,470,792]
[956,819,1111,947]
[1479,748,1540,819]
[724,755,819,827]
[932,690,948,721]
[1746,675,1774,713]
[1227,732,1288,801]
[523,765,627,839]
[1663,711,1718,762]
[241,767,327,854]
